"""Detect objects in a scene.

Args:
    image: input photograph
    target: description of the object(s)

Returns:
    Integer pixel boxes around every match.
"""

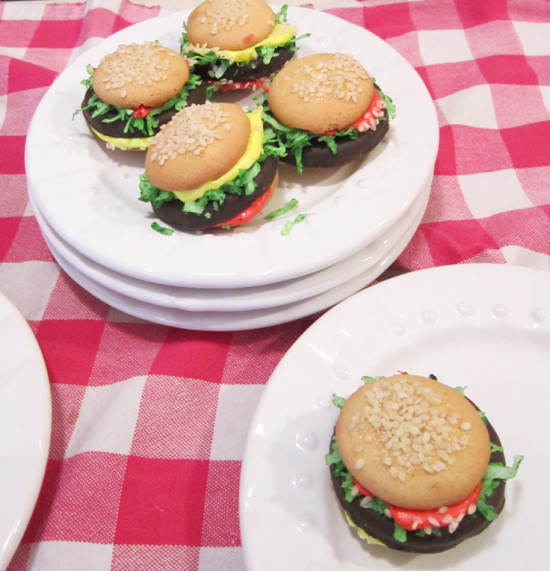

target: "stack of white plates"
[25,7,439,331]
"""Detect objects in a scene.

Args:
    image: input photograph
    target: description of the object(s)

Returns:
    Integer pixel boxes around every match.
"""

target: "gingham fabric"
[1,0,549,569]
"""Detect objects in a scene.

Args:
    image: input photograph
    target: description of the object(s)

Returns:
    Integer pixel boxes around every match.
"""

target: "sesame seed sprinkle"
[148,103,229,166]
[359,496,372,508]
[97,42,177,91]
[288,54,369,104]
[200,0,251,35]
[347,377,473,482]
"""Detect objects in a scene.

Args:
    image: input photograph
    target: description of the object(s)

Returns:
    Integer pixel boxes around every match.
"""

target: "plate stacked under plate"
[25,7,438,331]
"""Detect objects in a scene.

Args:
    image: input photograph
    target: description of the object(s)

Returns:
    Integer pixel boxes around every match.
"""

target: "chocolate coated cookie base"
[283,110,390,169]
[152,155,278,231]
[329,414,506,553]
[81,83,208,139]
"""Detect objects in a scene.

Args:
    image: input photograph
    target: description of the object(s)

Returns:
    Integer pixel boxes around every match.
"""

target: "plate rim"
[30,177,430,312]
[0,291,52,567]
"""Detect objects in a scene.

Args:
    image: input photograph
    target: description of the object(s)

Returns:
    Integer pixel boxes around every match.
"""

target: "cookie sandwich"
[139,101,282,231]
[265,52,395,173]
[181,0,301,92]
[79,42,207,150]
[326,374,522,553]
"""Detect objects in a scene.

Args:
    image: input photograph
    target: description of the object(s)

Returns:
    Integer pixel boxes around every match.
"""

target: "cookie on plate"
[181,0,302,92]
[265,52,394,173]
[139,102,281,231]
[79,42,207,150]
[327,373,523,553]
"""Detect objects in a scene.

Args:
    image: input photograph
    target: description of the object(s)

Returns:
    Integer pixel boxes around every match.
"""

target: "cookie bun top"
[267,53,375,134]
[92,42,189,109]
[335,374,491,510]
[186,0,275,51]
[145,102,250,191]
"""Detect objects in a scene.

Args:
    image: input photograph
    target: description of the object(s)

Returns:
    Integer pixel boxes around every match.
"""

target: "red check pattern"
[1,1,549,569]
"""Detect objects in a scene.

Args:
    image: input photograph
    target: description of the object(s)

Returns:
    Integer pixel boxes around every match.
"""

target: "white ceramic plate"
[240,264,550,570]
[25,6,438,288]
[39,195,424,331]
[0,291,51,568]
[31,180,429,312]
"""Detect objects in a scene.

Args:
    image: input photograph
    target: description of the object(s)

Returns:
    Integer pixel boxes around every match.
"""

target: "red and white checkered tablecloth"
[1,0,549,569]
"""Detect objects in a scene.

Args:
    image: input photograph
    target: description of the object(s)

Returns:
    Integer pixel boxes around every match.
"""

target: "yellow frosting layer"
[188,23,296,64]
[344,511,386,546]
[92,129,151,150]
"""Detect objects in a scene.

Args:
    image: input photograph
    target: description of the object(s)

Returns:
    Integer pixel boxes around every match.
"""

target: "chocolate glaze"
[81,83,207,139]
[329,413,506,553]
[194,47,295,84]
[282,109,390,169]
[152,155,278,231]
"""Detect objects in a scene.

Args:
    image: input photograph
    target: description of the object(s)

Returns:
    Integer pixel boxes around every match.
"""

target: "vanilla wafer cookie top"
[267,53,375,134]
[92,42,189,109]
[335,374,491,509]
[145,102,250,192]
[186,0,275,51]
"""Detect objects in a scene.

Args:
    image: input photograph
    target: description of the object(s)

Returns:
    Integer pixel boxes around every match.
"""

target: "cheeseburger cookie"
[78,42,207,150]
[139,102,282,231]
[265,53,395,173]
[326,374,523,553]
[181,0,302,92]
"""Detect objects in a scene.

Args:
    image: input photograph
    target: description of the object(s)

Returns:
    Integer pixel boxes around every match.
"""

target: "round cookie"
[145,102,250,191]
[186,0,275,51]
[268,53,375,134]
[335,374,491,510]
[92,42,190,109]
[330,415,506,553]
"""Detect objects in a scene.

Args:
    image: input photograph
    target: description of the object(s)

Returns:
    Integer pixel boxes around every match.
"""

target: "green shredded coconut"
[326,436,356,502]
[415,526,442,539]
[365,496,387,516]
[393,523,408,543]
[476,455,523,521]
[265,198,299,220]
[360,375,385,384]
[140,160,264,217]
[281,213,306,235]
[372,78,397,120]
[151,222,174,235]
